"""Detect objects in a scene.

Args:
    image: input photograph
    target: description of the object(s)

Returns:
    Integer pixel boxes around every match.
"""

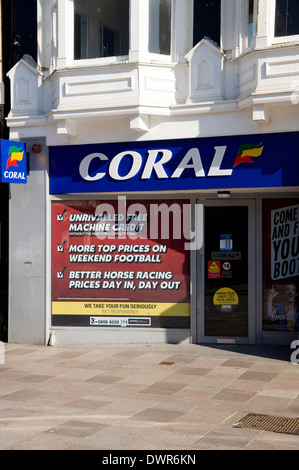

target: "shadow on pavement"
[197,344,295,362]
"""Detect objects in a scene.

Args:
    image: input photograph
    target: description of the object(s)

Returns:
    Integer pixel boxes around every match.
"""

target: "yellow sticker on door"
[213,288,239,305]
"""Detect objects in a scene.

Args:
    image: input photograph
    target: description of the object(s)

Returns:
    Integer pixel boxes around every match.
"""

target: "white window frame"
[137,0,174,63]
[268,0,299,46]
[233,0,257,58]
[56,0,177,70]
[192,0,222,50]
[71,0,129,66]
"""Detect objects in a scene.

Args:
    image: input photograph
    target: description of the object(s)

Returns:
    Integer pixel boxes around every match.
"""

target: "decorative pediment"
[7,55,43,116]
[185,38,224,102]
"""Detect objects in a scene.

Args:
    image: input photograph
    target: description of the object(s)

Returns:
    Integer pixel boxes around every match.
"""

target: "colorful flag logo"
[6,145,24,169]
[233,143,263,168]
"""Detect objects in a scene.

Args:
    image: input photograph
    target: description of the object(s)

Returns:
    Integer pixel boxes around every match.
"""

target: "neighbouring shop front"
[48,131,299,345]
[0,140,27,342]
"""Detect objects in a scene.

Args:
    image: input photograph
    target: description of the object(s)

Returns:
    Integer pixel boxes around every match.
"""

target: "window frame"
[148,0,172,55]
[192,0,221,49]
[233,0,257,59]
[70,0,130,66]
[269,0,299,46]
[274,0,299,39]
[246,0,255,49]
[56,0,175,69]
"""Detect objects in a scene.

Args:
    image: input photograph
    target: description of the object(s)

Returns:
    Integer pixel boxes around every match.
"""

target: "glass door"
[196,200,255,344]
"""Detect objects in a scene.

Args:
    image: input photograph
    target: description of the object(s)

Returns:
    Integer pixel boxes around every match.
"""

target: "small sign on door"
[208,261,221,278]
[220,234,233,251]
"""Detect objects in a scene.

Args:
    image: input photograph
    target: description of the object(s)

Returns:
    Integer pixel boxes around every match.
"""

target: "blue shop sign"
[49,132,299,194]
[0,139,27,184]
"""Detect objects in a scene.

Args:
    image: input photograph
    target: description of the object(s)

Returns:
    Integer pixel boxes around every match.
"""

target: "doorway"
[0,183,9,342]
[196,199,256,344]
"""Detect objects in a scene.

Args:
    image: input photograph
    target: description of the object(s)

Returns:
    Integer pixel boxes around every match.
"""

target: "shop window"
[74,0,129,60]
[262,199,299,333]
[149,0,171,54]
[193,0,221,47]
[275,0,299,37]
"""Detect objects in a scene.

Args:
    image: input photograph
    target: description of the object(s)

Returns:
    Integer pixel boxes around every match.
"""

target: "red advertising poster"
[262,199,299,332]
[51,200,190,328]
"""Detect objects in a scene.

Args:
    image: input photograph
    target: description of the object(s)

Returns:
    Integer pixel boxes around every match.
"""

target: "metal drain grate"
[233,414,299,435]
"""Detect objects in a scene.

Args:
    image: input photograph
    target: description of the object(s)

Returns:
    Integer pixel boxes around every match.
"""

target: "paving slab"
[0,342,298,450]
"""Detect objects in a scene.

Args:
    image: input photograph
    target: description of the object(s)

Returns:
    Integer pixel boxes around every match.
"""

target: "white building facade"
[6,0,299,346]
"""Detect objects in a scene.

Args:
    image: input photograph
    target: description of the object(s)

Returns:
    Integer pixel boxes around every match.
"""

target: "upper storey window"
[275,0,299,37]
[247,0,254,47]
[149,0,171,54]
[74,0,129,60]
[193,0,221,47]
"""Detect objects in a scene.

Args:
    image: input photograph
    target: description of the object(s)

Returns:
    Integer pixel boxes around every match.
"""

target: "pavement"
[0,341,298,451]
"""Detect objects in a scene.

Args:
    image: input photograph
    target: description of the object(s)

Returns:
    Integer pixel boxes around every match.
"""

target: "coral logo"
[0,139,27,184]
[233,143,264,168]
[6,145,24,169]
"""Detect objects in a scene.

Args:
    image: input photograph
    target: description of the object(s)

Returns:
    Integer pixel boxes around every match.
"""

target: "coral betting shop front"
[48,131,299,346]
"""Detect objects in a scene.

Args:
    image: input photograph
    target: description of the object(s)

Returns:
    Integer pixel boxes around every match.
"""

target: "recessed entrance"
[196,199,255,344]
